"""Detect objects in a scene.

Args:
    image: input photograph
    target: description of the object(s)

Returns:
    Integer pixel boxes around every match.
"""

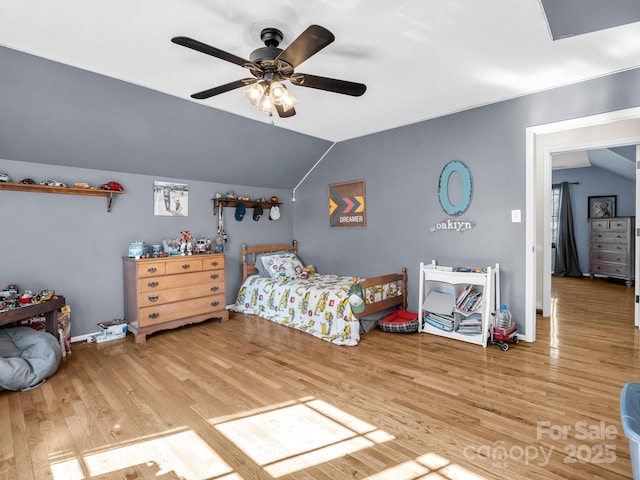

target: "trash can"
[620,382,640,479]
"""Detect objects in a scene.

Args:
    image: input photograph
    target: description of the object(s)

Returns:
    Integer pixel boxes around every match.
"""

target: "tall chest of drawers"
[588,216,635,286]
[123,254,228,343]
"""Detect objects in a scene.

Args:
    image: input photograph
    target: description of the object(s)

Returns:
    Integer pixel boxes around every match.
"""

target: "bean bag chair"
[0,327,62,391]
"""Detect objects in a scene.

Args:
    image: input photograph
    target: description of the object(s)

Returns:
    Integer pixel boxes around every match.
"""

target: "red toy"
[489,318,519,351]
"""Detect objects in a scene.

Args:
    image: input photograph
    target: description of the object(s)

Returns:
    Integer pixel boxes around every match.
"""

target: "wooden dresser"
[588,216,635,286]
[123,254,228,343]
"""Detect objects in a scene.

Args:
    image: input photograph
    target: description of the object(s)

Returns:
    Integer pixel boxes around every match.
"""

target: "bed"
[231,241,407,346]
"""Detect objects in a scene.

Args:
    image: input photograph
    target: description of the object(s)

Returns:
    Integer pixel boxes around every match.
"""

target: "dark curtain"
[554,182,583,277]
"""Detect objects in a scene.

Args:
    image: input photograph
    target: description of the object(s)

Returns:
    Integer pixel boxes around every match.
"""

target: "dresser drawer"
[590,250,627,264]
[609,219,630,231]
[137,262,167,278]
[590,262,631,278]
[138,283,224,307]
[139,294,225,327]
[591,231,628,243]
[139,270,223,292]
[203,256,225,271]
[590,219,610,231]
[166,258,203,275]
[591,242,627,253]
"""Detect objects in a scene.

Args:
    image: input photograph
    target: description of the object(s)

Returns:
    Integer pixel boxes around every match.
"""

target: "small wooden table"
[0,296,66,337]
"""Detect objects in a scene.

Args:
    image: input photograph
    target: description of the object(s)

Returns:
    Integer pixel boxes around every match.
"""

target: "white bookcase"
[418,260,499,347]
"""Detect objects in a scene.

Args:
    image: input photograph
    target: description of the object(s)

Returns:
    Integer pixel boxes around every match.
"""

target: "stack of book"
[455,285,483,312]
[424,312,454,332]
[457,313,482,335]
[422,290,455,332]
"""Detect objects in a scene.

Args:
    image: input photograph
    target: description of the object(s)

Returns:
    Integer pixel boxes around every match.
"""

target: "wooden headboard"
[241,240,298,281]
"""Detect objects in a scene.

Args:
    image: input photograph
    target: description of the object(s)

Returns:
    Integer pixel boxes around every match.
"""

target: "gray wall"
[1,42,640,339]
[552,167,635,274]
[0,158,293,337]
[0,46,332,190]
[294,68,640,334]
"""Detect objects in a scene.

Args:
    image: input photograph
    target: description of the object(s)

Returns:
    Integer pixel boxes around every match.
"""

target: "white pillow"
[261,253,304,280]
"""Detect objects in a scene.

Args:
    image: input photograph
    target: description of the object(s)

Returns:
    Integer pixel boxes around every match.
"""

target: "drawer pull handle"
[148,281,159,288]
[148,295,159,302]
[211,286,219,292]
[211,301,220,307]
[182,264,191,270]
[147,267,157,273]
[148,313,160,319]
[210,274,219,279]
[210,261,219,266]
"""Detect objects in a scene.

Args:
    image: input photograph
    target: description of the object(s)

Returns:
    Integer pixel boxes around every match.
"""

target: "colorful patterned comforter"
[233,274,399,346]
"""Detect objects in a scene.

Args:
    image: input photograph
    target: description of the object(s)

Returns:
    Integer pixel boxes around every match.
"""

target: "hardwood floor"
[1,275,639,479]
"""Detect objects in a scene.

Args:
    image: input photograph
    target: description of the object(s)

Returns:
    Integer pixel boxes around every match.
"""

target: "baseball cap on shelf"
[253,204,263,221]
[235,204,246,221]
[269,205,280,220]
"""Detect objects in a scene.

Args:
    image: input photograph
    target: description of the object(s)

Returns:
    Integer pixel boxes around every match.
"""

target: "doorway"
[525,107,640,342]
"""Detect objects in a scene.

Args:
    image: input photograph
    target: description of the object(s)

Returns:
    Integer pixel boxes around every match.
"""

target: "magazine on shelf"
[423,291,454,316]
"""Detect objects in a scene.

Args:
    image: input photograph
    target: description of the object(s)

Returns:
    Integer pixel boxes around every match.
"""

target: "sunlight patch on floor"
[47,395,485,479]
[362,452,488,480]
[212,397,395,477]
[50,429,234,480]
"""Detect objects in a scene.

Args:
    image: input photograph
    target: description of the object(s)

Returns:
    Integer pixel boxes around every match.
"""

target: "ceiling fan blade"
[275,103,296,118]
[275,25,335,68]
[172,36,251,68]
[290,74,366,97]
[191,78,257,99]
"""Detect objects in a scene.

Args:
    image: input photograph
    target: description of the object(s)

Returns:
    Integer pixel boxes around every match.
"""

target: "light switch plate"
[511,209,521,223]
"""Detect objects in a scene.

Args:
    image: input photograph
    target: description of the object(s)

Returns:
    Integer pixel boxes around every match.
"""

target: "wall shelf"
[212,198,281,214]
[0,182,125,212]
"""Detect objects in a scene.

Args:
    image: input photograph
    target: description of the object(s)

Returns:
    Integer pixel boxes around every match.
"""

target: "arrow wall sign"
[328,180,366,228]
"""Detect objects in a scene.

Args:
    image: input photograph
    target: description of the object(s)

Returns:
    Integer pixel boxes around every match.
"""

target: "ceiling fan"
[171,25,366,118]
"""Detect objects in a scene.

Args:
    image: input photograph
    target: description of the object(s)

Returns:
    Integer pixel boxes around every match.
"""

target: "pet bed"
[233,241,407,346]
[378,310,419,333]
[0,327,62,391]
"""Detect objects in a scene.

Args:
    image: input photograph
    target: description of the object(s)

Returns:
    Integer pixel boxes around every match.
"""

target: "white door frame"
[525,107,640,342]
[636,145,640,327]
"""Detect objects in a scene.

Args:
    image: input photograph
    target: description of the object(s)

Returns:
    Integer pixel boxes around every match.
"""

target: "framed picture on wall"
[588,195,616,218]
[328,180,366,228]
[153,181,189,216]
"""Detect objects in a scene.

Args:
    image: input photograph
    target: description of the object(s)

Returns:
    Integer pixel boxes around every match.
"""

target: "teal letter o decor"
[438,160,473,216]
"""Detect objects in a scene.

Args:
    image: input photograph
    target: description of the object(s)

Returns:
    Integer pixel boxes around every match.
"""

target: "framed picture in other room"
[588,195,616,218]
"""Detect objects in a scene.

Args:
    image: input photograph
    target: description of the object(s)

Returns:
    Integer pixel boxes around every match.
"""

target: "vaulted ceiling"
[2,0,639,142]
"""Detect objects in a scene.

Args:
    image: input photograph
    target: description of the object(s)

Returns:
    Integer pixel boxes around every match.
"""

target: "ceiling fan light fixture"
[242,82,266,107]
[269,80,288,104]
[256,90,275,114]
[279,89,298,112]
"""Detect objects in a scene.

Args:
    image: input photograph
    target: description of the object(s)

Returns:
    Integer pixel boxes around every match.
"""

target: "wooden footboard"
[240,241,407,318]
[357,268,407,318]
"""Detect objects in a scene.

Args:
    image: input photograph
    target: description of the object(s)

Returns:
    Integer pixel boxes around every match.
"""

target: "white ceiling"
[1,0,640,142]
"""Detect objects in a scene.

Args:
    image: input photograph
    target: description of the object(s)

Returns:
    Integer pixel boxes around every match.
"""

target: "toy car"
[41,180,68,187]
[39,289,54,301]
[100,181,124,191]
[19,178,36,184]
[195,238,212,253]
[0,172,11,182]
